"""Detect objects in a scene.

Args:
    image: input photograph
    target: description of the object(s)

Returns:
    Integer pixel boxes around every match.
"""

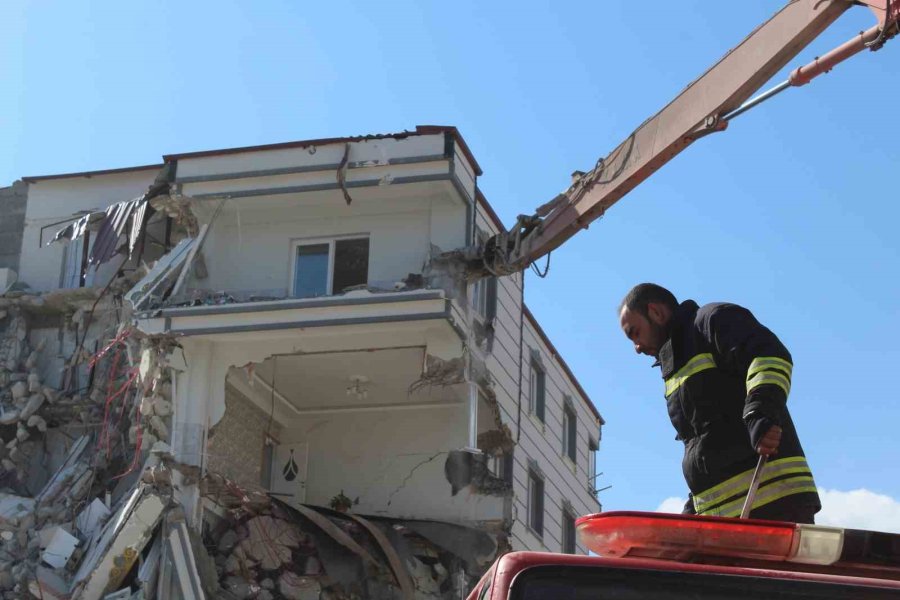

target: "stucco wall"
[276,405,506,523]
[19,170,158,292]
[196,196,466,296]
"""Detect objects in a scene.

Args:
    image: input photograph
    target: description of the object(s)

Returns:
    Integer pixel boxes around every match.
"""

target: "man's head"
[618,283,678,358]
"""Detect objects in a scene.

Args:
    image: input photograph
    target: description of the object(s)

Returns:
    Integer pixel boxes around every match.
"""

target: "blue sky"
[3,1,899,530]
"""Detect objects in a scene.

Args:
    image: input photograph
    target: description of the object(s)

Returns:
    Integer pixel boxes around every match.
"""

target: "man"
[619,283,820,523]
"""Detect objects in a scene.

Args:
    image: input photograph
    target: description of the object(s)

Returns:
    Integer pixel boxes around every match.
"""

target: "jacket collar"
[658,300,699,379]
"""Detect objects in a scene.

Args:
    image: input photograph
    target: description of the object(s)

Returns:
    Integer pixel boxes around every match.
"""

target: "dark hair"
[620,283,678,318]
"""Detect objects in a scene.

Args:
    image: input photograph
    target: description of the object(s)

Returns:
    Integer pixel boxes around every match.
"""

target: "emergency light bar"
[577,512,900,571]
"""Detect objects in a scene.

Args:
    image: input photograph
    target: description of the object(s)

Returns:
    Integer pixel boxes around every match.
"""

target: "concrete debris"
[76,498,112,538]
[409,355,466,393]
[42,526,79,569]
[278,574,320,600]
[71,486,167,599]
[0,493,34,525]
[195,492,498,600]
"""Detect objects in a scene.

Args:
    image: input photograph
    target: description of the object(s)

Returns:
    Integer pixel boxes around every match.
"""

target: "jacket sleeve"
[697,304,793,446]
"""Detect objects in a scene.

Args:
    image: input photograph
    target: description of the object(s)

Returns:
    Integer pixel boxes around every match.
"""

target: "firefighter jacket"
[658,300,820,517]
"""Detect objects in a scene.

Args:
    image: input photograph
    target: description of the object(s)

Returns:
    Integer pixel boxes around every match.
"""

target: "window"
[470,276,497,320]
[291,236,369,298]
[470,228,498,321]
[529,360,546,423]
[562,509,577,554]
[528,468,545,537]
[62,233,91,289]
[563,402,577,464]
[588,438,599,497]
[488,451,514,485]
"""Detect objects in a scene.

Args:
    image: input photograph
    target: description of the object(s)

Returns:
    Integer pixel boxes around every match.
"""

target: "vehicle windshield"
[511,565,898,600]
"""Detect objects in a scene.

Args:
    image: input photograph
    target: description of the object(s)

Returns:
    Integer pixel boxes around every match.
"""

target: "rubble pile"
[0,283,179,599]
[201,481,502,600]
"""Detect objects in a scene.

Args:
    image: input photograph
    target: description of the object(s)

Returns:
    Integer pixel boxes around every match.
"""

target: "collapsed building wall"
[0,181,27,273]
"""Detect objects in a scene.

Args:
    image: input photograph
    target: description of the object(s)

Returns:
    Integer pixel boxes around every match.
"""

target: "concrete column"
[171,338,212,528]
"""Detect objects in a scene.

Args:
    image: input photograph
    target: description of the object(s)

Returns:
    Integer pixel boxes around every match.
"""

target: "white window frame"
[471,277,489,318]
[288,234,369,298]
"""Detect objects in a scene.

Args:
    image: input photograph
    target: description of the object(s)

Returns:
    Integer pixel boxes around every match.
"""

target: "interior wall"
[206,383,283,491]
[195,195,467,297]
[275,405,505,523]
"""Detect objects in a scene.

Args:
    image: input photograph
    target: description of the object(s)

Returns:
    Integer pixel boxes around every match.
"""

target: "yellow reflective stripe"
[692,456,811,514]
[747,371,791,396]
[748,356,793,378]
[701,477,818,518]
[665,353,716,397]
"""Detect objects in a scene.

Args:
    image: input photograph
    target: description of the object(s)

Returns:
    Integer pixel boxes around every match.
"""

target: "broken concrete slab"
[70,485,167,599]
[76,497,112,539]
[348,513,415,600]
[400,519,499,574]
[42,527,79,569]
[156,509,209,600]
[0,493,34,526]
[278,574,321,600]
[27,565,69,600]
[36,434,91,507]
[243,515,304,570]
[135,535,161,599]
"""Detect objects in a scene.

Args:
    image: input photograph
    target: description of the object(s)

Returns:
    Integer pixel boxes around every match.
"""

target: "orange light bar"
[577,512,797,562]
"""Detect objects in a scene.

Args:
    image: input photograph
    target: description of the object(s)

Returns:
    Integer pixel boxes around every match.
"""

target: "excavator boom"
[479,0,898,277]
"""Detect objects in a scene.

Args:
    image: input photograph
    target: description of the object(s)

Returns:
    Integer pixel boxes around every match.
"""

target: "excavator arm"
[476,0,898,277]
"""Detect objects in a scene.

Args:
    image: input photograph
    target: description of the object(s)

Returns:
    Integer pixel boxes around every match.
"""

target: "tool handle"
[740,455,769,519]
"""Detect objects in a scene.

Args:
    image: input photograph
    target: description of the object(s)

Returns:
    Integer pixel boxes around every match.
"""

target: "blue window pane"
[294,244,329,298]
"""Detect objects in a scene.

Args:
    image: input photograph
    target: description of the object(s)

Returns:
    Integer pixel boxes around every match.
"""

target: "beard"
[647,319,668,358]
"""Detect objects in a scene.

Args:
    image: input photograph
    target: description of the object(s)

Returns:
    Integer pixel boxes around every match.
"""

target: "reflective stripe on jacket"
[658,301,820,516]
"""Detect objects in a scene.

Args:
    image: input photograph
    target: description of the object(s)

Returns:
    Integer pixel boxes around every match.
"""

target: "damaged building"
[0,126,604,599]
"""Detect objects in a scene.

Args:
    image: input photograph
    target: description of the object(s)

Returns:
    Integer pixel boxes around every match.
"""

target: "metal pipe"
[790,24,882,85]
[724,24,884,123]
[740,455,769,519]
[723,80,791,122]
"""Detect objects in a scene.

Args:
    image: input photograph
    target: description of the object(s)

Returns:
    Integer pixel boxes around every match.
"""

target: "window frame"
[561,508,577,554]
[562,402,577,465]
[488,450,514,486]
[469,229,498,322]
[527,468,545,537]
[588,437,599,497]
[61,231,92,289]
[529,359,546,424]
[288,234,369,298]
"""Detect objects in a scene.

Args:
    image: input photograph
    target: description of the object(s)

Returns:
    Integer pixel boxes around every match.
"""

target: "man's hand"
[756,424,782,456]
